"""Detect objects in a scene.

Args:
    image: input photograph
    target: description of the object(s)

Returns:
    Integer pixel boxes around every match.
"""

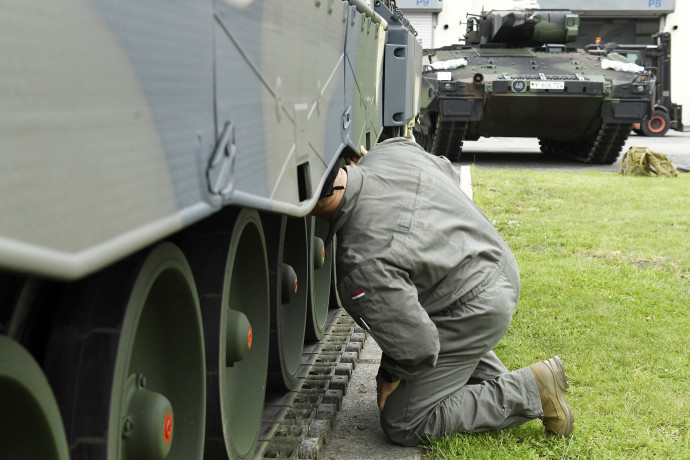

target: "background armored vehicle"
[0,1,420,459]
[414,10,655,164]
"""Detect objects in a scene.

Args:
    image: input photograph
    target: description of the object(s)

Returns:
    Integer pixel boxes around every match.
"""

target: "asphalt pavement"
[456,130,690,172]
[320,130,689,460]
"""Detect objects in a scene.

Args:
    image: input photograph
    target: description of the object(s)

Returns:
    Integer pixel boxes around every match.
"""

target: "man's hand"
[376,373,401,412]
[345,145,367,165]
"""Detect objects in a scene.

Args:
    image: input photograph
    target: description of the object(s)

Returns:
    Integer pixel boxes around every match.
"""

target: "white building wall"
[404,12,435,49]
[664,4,689,125]
[434,0,514,48]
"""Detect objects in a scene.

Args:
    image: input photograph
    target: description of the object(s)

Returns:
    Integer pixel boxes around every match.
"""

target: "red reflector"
[163,413,173,444]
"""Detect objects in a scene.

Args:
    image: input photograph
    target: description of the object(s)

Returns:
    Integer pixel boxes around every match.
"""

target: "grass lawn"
[423,168,690,459]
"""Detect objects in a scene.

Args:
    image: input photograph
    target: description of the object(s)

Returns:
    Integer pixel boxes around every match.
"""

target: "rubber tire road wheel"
[177,208,270,460]
[43,242,206,460]
[0,336,70,460]
[263,215,309,391]
[305,216,333,342]
[641,110,670,137]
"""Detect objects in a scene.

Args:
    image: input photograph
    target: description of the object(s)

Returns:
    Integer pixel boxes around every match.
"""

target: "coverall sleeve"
[338,260,440,380]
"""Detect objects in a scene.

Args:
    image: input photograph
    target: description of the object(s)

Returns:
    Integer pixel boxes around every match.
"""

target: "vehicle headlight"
[632,75,650,93]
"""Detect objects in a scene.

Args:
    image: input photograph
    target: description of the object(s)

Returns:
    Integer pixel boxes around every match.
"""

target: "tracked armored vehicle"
[414,10,655,164]
[0,1,421,459]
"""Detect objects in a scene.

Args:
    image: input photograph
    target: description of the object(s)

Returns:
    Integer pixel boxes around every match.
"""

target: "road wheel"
[305,217,332,341]
[0,336,70,460]
[329,236,342,309]
[262,215,309,390]
[179,208,270,460]
[44,242,206,460]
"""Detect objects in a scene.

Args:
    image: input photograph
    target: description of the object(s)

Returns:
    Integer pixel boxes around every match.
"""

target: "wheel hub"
[313,237,325,269]
[122,374,174,460]
[280,263,298,304]
[226,309,252,365]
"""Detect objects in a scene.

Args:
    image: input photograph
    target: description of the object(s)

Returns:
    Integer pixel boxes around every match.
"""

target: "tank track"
[539,123,631,165]
[414,127,432,152]
[258,309,366,460]
[419,117,468,162]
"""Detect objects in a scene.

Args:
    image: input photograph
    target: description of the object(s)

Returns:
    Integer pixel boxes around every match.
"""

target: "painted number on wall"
[648,0,663,7]
[417,0,430,6]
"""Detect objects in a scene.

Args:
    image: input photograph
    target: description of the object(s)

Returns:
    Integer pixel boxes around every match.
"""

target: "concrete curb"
[459,165,473,200]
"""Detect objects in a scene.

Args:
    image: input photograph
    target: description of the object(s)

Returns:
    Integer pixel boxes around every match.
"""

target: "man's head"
[310,146,366,220]
[318,164,343,201]
[310,167,347,220]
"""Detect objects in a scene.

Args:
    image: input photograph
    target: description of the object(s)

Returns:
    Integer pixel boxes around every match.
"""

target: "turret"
[465,10,579,46]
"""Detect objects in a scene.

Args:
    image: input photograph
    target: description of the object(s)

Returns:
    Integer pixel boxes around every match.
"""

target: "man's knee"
[381,405,442,447]
[381,420,423,447]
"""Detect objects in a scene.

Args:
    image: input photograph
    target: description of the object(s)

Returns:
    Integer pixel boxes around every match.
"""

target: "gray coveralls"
[330,138,543,446]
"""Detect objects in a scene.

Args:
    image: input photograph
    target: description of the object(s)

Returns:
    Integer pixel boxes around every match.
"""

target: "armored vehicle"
[0,1,420,459]
[414,10,655,164]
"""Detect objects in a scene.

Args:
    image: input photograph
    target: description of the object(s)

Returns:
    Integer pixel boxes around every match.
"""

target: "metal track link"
[258,309,366,460]
[430,118,468,162]
[586,123,631,165]
[539,123,631,165]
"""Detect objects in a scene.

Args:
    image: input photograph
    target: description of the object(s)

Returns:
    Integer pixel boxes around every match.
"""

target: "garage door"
[402,12,433,49]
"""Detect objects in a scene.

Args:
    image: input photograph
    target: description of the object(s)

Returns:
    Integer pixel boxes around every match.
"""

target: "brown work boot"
[529,356,574,438]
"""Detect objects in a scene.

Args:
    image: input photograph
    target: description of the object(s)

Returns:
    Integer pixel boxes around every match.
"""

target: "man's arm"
[345,145,367,165]
[339,261,440,381]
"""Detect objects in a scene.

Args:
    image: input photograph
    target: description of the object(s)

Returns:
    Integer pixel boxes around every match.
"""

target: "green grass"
[423,169,690,459]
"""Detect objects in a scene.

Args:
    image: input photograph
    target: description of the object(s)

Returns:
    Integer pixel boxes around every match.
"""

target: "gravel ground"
[321,337,421,460]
